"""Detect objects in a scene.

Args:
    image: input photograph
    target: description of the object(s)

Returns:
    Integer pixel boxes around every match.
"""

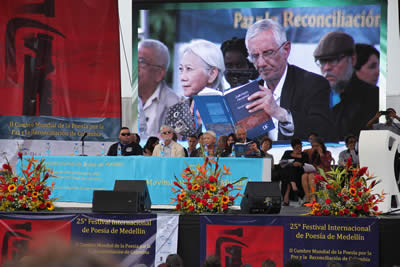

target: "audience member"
[235,126,260,157]
[138,39,180,139]
[355,43,380,86]
[143,136,159,156]
[245,19,333,141]
[165,39,225,139]
[302,137,333,203]
[217,135,228,152]
[152,125,185,157]
[260,136,274,165]
[220,37,257,87]
[366,108,400,135]
[165,253,184,267]
[338,134,359,167]
[192,130,219,157]
[308,132,319,144]
[314,31,379,140]
[284,259,302,267]
[203,255,221,267]
[262,259,276,267]
[187,135,199,157]
[107,127,143,156]
[279,138,308,206]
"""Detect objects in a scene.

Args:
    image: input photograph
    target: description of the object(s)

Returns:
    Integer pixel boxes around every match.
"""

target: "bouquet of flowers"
[306,157,385,217]
[0,152,56,211]
[171,156,247,213]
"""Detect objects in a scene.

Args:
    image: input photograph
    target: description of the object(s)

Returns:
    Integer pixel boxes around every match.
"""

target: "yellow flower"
[192,184,199,191]
[8,184,16,192]
[46,201,54,211]
[32,192,38,198]
[209,185,216,192]
[27,183,33,190]
[178,193,186,200]
[349,187,357,196]
[222,196,229,204]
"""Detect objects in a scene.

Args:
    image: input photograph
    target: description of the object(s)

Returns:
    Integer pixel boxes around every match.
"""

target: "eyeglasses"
[248,41,287,63]
[138,57,163,69]
[120,133,131,136]
[315,55,347,68]
[161,131,172,135]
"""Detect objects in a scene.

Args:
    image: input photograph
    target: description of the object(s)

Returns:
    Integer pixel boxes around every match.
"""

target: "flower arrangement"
[0,152,56,211]
[171,156,247,213]
[306,157,385,217]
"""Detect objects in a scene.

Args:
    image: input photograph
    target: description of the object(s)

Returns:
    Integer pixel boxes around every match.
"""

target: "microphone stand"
[80,133,88,156]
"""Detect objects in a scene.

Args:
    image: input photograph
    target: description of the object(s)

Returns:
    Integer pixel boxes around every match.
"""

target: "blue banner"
[200,215,379,266]
[21,156,269,204]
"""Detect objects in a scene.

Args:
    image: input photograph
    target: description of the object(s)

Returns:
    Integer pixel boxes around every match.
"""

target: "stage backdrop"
[0,213,179,267]
[134,0,387,141]
[0,0,121,163]
[200,215,379,267]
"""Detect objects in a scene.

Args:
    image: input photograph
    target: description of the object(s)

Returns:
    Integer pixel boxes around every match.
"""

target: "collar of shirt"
[142,83,162,110]
[263,64,288,105]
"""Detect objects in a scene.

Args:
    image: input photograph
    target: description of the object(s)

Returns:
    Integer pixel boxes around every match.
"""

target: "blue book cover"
[193,80,275,138]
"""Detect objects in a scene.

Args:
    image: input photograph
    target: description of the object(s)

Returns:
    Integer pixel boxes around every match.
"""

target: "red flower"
[208,176,216,183]
[35,185,42,191]
[17,185,24,191]
[351,213,357,217]
[339,210,344,215]
[346,157,352,169]
[363,187,369,192]
[357,191,363,197]
[363,206,369,212]
[207,203,213,209]
[196,197,201,202]
[222,204,228,210]
[353,197,359,202]
[222,187,228,192]
[39,203,46,209]
[26,192,32,197]
[12,177,18,182]
[2,164,11,171]
[44,172,50,180]
[6,195,14,201]
[0,196,3,201]
[173,181,183,189]
[357,167,368,177]
[187,184,192,190]
[2,185,7,192]
[323,209,330,215]
[203,193,210,199]
[326,184,332,190]
[373,206,378,211]
[355,181,362,188]
[343,195,350,201]
[32,197,37,202]
[182,201,187,207]
[190,194,196,200]
[36,164,41,170]
[188,205,195,211]
[229,196,235,202]
[201,199,207,206]
[205,183,210,190]
[176,204,181,210]
[344,208,350,214]
[316,211,322,216]
[356,204,362,210]
[337,192,342,197]
[325,199,331,205]
[18,152,23,160]
[227,184,233,189]
[212,196,219,203]
[21,203,27,209]
[43,194,49,200]
[18,195,23,200]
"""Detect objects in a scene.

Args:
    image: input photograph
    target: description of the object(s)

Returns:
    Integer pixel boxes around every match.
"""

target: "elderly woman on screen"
[165,39,225,139]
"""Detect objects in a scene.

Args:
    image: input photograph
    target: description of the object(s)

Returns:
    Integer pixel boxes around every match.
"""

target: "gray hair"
[139,39,170,70]
[245,19,287,50]
[204,130,217,140]
[181,39,225,90]
[235,125,247,134]
[160,124,174,133]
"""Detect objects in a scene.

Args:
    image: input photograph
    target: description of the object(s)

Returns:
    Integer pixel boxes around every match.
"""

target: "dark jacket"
[107,142,143,156]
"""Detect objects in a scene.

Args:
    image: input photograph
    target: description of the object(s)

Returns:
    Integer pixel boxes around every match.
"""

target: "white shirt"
[263,65,294,140]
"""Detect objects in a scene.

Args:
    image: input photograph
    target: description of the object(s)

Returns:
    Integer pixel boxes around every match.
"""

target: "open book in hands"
[303,163,316,173]
[193,80,275,139]
[279,159,295,168]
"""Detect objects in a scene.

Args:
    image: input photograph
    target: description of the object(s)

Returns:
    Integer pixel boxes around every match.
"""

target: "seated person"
[338,135,359,167]
[279,138,308,206]
[152,125,185,157]
[191,130,220,157]
[235,126,261,157]
[187,135,199,157]
[260,136,274,164]
[366,108,400,135]
[220,133,237,157]
[107,127,143,156]
[143,136,159,156]
[302,137,333,203]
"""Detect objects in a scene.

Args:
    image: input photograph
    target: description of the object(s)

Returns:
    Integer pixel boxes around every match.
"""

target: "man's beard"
[331,61,353,94]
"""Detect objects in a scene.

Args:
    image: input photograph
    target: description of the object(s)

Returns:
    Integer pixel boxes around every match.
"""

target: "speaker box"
[240,181,281,214]
[113,180,151,211]
[92,190,143,213]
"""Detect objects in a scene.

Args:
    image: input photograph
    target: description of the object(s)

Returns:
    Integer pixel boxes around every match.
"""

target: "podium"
[359,130,400,213]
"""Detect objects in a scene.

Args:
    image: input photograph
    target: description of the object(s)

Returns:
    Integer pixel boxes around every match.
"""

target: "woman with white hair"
[191,130,220,157]
[165,39,225,139]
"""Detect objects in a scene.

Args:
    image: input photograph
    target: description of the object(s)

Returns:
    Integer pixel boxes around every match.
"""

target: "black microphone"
[80,132,88,141]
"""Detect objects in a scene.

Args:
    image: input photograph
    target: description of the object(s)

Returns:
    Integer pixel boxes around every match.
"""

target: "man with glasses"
[245,19,333,141]
[138,39,180,139]
[152,125,185,157]
[314,31,379,140]
[107,127,143,156]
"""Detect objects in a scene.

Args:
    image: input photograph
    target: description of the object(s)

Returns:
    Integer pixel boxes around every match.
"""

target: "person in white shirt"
[152,125,185,157]
[138,39,180,139]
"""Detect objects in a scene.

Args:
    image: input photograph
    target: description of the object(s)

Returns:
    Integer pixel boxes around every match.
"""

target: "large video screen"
[133,0,386,142]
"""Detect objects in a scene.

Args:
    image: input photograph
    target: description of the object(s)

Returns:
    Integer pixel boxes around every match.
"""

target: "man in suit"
[138,39,180,139]
[152,125,185,157]
[314,31,379,140]
[245,19,333,141]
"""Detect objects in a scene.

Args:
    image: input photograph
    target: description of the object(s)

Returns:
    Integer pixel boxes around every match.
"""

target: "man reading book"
[244,19,333,141]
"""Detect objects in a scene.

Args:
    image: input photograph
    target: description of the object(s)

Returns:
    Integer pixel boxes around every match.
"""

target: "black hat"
[314,31,355,60]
